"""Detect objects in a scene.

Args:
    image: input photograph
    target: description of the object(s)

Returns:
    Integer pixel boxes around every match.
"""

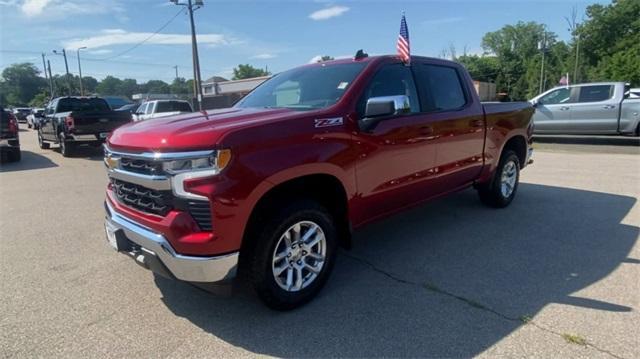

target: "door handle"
[603,105,615,109]
[560,107,570,111]
[470,119,484,128]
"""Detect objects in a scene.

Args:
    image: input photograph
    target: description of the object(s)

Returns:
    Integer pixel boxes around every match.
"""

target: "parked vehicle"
[531,82,640,135]
[38,97,132,157]
[133,100,193,121]
[629,88,640,99]
[103,55,534,309]
[103,96,133,110]
[115,103,139,115]
[12,107,31,123]
[27,108,45,129]
[1,106,21,163]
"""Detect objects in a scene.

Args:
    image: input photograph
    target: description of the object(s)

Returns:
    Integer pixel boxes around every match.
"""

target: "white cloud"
[422,17,464,25]
[88,49,112,55]
[21,0,52,17]
[62,29,229,50]
[251,53,276,59]
[309,5,349,21]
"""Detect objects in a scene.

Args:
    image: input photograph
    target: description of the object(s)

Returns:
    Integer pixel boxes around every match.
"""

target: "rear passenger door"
[569,85,618,134]
[412,62,485,189]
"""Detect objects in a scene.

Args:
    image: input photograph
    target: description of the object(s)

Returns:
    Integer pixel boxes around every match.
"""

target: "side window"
[146,103,155,115]
[413,64,467,112]
[137,103,147,114]
[539,88,572,105]
[578,85,613,103]
[359,64,420,115]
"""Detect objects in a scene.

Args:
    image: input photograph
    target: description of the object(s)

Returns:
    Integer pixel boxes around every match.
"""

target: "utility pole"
[53,49,71,95]
[573,34,580,84]
[538,32,547,94]
[47,60,55,98]
[170,0,205,111]
[41,53,50,98]
[77,47,87,96]
[173,65,179,80]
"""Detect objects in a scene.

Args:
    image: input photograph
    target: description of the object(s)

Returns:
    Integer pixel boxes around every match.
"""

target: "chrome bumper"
[104,200,238,283]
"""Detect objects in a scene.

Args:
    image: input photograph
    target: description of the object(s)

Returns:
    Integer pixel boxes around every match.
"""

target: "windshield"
[58,98,111,112]
[235,62,366,110]
[156,101,192,113]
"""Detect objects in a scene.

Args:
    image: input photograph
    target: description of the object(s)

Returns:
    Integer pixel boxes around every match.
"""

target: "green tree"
[96,76,123,95]
[139,80,170,94]
[578,0,640,85]
[170,77,191,95]
[317,55,335,63]
[118,78,138,98]
[456,55,500,82]
[232,64,270,80]
[82,76,99,94]
[0,63,47,105]
[29,92,50,107]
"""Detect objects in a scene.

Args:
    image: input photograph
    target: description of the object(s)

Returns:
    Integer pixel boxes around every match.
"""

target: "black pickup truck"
[38,97,132,157]
[1,106,21,163]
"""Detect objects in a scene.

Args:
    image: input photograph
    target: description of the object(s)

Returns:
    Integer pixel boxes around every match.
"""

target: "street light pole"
[47,60,55,97]
[77,47,87,96]
[170,0,204,111]
[538,32,547,94]
[53,49,71,95]
[41,53,51,99]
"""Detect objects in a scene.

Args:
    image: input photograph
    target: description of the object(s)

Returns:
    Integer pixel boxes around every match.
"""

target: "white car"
[26,108,44,129]
[133,100,193,121]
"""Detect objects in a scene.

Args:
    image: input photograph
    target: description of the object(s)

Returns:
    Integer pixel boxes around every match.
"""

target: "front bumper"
[104,200,238,283]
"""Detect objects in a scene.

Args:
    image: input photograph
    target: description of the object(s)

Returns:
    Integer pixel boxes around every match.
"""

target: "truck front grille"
[111,178,172,216]
[119,158,163,175]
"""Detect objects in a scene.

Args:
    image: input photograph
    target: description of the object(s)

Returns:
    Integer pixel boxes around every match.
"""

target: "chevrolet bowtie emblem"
[105,155,119,170]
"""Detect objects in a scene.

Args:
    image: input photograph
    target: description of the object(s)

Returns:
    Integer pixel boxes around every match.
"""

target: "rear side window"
[156,101,192,113]
[578,85,613,102]
[413,64,467,112]
[539,88,572,105]
[57,98,110,112]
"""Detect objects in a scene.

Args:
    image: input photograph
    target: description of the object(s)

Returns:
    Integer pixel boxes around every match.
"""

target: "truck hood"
[108,107,295,152]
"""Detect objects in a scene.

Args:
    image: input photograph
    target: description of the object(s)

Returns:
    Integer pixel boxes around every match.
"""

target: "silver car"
[531,82,640,135]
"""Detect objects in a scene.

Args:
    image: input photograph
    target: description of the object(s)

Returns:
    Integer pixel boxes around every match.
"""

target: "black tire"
[249,200,338,310]
[7,149,21,162]
[38,130,50,149]
[477,150,520,208]
[59,133,73,157]
[27,123,32,129]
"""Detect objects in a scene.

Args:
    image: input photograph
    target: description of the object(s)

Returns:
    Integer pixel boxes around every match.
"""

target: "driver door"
[532,87,574,133]
[352,63,439,225]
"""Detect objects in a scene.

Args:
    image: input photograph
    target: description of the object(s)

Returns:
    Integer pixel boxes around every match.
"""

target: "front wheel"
[249,200,337,310]
[38,130,50,149]
[477,150,520,208]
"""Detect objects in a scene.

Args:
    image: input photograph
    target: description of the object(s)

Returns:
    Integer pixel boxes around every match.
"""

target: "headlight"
[162,149,231,174]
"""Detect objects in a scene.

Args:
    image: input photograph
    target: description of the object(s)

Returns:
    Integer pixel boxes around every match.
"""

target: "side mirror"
[365,95,411,118]
[531,99,541,107]
[361,95,411,131]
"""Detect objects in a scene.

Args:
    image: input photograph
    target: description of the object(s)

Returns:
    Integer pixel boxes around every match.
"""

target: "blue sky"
[0,0,609,83]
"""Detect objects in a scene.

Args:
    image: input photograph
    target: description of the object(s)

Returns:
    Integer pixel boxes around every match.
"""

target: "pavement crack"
[342,252,628,359]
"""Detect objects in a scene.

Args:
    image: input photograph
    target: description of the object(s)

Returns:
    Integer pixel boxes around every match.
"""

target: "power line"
[97,8,186,61]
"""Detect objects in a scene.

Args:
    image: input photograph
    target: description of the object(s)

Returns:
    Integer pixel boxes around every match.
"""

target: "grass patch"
[520,315,532,324]
[562,333,587,346]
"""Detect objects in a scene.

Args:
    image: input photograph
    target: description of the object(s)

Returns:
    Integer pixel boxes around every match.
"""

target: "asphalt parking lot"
[1,124,639,358]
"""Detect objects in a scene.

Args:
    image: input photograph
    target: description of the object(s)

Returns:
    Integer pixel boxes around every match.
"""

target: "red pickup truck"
[104,55,534,309]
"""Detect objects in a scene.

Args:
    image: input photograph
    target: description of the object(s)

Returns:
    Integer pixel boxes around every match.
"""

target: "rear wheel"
[249,200,337,310]
[478,150,520,208]
[59,133,73,157]
[38,130,50,149]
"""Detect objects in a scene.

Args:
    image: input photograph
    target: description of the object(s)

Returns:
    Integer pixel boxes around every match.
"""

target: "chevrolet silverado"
[104,55,534,309]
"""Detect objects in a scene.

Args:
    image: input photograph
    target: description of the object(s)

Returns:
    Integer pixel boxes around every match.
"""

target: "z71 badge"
[314,117,343,128]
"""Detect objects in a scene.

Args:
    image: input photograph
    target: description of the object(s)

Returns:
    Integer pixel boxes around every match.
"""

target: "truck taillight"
[65,116,75,130]
[7,114,18,133]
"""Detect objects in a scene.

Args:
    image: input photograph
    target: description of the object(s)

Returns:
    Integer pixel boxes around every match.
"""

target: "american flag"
[397,13,410,64]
